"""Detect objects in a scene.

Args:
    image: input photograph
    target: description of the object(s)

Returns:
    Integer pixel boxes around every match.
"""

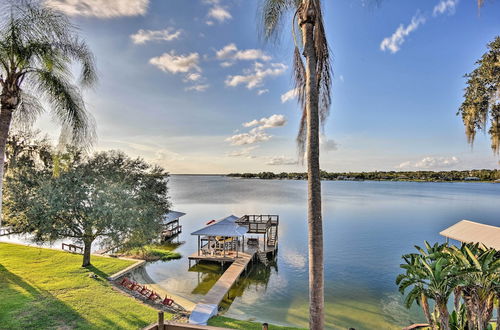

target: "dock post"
[158,311,164,330]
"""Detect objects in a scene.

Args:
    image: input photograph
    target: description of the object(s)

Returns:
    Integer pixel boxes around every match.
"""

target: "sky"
[30,0,500,174]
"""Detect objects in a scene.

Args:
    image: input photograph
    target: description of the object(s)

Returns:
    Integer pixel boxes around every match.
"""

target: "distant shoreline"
[224,170,500,183]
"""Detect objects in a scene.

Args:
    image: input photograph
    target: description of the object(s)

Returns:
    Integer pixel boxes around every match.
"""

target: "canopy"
[162,211,186,224]
[191,215,248,237]
[440,220,500,250]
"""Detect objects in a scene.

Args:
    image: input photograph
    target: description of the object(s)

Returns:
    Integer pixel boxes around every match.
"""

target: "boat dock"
[188,214,279,325]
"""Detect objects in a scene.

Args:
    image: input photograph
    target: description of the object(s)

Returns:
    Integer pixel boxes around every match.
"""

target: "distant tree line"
[228,169,500,182]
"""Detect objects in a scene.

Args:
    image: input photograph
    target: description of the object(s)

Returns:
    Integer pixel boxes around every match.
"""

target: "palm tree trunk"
[0,102,15,229]
[438,301,451,330]
[420,293,433,328]
[301,3,324,329]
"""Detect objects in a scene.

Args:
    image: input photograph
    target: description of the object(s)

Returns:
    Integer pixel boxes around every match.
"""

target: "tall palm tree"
[260,1,331,328]
[0,1,97,228]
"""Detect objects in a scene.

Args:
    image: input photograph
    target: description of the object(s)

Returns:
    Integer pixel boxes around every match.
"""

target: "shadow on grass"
[0,264,89,328]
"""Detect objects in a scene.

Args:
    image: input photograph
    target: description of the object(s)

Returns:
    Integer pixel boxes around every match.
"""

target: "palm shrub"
[448,244,500,330]
[397,242,458,330]
[398,242,500,330]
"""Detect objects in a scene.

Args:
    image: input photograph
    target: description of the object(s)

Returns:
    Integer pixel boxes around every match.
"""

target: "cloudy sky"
[33,0,500,173]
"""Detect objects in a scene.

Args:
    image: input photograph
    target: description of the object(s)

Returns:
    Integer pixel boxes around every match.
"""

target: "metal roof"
[163,211,186,224]
[191,215,248,237]
[440,220,500,250]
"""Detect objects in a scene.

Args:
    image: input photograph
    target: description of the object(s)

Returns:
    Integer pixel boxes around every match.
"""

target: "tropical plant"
[458,36,500,155]
[448,243,500,330]
[397,242,459,330]
[0,0,97,229]
[259,1,331,328]
[5,149,170,267]
[398,242,500,330]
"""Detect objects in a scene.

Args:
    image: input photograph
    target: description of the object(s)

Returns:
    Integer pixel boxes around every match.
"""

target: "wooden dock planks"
[199,251,255,306]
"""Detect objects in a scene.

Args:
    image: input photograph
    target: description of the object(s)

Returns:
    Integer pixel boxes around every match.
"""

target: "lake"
[144,175,500,329]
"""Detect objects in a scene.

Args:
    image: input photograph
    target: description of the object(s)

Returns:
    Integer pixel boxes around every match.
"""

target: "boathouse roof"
[191,215,248,237]
[162,211,186,224]
[440,220,500,250]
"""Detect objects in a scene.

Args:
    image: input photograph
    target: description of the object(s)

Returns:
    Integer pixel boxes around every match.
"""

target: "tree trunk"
[82,240,92,267]
[438,301,451,330]
[301,3,324,329]
[420,293,433,328]
[0,103,15,229]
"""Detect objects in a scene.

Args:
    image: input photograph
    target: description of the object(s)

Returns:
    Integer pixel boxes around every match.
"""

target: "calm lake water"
[146,175,500,330]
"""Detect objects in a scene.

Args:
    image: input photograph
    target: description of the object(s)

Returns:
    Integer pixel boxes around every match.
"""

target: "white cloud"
[227,146,258,158]
[149,51,201,74]
[281,88,299,103]
[184,73,202,82]
[380,14,426,53]
[208,6,232,23]
[216,44,271,64]
[44,0,148,18]
[185,84,210,92]
[257,89,269,95]
[397,156,460,170]
[130,28,181,44]
[225,128,272,146]
[225,62,287,89]
[320,135,338,152]
[267,156,298,166]
[243,114,287,129]
[433,0,459,16]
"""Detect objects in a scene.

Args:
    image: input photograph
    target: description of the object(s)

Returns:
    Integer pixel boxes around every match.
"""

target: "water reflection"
[187,254,277,312]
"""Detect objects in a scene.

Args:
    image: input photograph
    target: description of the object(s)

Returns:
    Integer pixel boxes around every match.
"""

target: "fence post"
[262,323,268,330]
[158,311,164,330]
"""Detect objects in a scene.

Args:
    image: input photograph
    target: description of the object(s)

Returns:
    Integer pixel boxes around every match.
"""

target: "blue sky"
[35,0,500,173]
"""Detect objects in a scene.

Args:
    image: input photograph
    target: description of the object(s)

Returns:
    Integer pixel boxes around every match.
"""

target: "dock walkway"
[188,251,256,325]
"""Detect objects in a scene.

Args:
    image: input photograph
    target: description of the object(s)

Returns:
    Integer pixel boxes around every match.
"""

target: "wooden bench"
[61,243,83,254]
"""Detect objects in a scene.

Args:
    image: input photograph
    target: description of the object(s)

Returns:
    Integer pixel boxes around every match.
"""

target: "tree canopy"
[5,144,170,266]
[459,36,500,155]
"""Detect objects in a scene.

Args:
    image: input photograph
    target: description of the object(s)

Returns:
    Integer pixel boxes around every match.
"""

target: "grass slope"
[209,316,306,329]
[0,242,161,329]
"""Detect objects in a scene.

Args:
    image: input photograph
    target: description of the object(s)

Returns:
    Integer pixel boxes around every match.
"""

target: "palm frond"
[260,0,298,41]
[31,69,95,148]
[11,92,44,130]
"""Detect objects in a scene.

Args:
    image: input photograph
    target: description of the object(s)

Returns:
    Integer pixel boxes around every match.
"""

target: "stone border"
[107,259,146,281]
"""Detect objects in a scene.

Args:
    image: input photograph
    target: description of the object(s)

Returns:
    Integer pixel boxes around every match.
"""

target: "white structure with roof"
[440,220,500,250]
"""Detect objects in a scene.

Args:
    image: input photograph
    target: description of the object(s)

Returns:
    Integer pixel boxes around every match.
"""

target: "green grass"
[209,316,305,329]
[0,242,162,329]
[119,243,182,261]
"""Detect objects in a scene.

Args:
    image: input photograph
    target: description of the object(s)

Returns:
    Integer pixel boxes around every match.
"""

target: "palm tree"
[397,242,458,330]
[260,1,331,328]
[448,244,500,330]
[0,1,97,228]
[396,253,435,328]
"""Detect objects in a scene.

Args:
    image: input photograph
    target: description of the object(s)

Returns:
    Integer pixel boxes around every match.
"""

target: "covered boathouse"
[440,220,500,250]
[188,214,279,266]
[161,211,186,241]
[188,214,279,325]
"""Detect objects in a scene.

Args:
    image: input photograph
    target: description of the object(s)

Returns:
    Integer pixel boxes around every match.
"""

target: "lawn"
[0,242,161,329]
[209,316,306,330]
[0,242,304,330]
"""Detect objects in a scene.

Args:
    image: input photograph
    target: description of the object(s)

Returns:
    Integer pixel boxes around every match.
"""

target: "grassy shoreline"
[0,242,302,329]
